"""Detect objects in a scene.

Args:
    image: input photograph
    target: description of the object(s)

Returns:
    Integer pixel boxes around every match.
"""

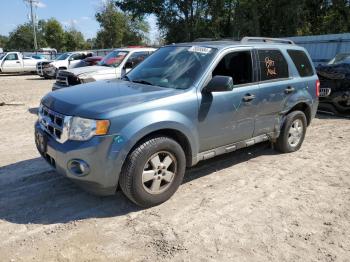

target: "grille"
[38,105,70,143]
[319,88,331,97]
[36,62,44,75]
[56,71,81,87]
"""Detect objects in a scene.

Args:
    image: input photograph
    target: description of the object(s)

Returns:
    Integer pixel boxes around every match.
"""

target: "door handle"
[16,61,20,63]
[285,86,295,94]
[243,93,256,102]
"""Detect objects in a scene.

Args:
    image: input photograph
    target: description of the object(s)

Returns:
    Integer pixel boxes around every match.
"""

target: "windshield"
[0,53,6,60]
[328,53,350,65]
[99,50,129,67]
[126,46,217,89]
[55,53,70,60]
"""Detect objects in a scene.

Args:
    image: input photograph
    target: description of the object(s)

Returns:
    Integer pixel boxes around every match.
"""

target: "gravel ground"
[0,74,349,262]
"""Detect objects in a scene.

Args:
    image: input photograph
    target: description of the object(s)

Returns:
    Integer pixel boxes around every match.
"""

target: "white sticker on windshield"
[188,46,212,54]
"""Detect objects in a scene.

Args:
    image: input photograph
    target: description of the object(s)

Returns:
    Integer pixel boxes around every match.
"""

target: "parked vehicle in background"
[0,52,46,73]
[30,54,47,60]
[70,56,103,69]
[52,47,156,90]
[35,37,319,207]
[317,53,350,115]
[37,51,94,79]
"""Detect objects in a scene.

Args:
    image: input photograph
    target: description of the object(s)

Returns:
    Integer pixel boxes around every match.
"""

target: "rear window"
[287,50,314,77]
[258,49,289,81]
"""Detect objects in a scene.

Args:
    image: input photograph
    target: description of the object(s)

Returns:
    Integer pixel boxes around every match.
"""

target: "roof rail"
[241,37,295,45]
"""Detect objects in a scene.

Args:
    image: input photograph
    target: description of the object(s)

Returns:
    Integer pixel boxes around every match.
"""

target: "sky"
[0,0,158,41]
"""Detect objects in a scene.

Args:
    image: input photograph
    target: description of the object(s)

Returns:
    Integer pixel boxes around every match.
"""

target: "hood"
[41,79,182,119]
[66,65,115,76]
[317,63,350,80]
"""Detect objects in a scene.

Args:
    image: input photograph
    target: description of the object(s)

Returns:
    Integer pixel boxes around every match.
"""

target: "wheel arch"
[128,128,194,167]
[285,102,312,126]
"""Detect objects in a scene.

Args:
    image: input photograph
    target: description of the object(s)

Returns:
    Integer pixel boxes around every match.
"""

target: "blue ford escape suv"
[35,37,319,207]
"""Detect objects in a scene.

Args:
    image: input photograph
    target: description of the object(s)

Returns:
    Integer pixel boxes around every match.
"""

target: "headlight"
[68,117,110,141]
[79,74,95,83]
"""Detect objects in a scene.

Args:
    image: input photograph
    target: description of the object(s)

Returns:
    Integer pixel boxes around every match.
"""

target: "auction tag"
[188,46,212,54]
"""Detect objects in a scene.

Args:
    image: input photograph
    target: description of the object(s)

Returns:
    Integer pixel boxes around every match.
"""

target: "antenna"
[24,0,39,50]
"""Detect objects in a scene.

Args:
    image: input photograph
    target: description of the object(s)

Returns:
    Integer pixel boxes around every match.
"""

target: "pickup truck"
[35,37,319,207]
[0,52,46,73]
[36,51,94,79]
[52,47,156,90]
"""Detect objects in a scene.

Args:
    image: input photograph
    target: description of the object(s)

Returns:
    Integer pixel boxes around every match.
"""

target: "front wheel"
[119,136,186,207]
[275,110,307,153]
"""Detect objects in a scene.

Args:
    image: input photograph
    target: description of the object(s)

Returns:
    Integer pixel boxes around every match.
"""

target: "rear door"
[253,48,294,136]
[1,53,22,72]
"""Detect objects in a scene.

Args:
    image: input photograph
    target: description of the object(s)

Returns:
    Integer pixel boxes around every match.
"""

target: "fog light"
[68,159,90,177]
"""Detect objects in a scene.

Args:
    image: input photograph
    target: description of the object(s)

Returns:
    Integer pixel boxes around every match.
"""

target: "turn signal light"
[96,120,110,135]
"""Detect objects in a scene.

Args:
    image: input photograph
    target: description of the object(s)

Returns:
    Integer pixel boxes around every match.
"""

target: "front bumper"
[40,67,56,78]
[35,121,124,195]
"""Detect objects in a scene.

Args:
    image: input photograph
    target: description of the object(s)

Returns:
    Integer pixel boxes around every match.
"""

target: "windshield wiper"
[132,79,154,86]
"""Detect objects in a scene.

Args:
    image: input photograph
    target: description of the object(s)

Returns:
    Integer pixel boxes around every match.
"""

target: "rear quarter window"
[287,49,314,77]
[258,49,289,81]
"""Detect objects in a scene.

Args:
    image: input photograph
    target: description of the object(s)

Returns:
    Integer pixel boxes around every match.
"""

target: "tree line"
[116,0,350,43]
[1,0,349,52]
[0,0,149,52]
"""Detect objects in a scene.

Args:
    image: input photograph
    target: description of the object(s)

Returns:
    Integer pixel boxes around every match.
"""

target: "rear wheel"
[275,111,307,153]
[119,136,186,207]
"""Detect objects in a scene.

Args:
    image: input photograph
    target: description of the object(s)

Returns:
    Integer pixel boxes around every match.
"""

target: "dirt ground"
[0,74,349,262]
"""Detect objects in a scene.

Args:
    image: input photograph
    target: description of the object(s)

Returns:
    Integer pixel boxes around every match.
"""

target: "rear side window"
[258,49,289,81]
[287,50,314,77]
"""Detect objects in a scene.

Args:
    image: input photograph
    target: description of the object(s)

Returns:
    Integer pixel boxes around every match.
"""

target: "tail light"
[316,79,320,97]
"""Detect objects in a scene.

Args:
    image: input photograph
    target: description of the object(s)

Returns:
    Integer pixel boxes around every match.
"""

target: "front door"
[2,53,22,72]
[197,49,259,152]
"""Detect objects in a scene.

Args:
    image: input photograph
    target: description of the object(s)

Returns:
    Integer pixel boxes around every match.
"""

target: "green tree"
[64,28,86,51]
[0,35,8,49]
[95,0,149,48]
[116,0,350,42]
[5,23,34,51]
[43,18,66,50]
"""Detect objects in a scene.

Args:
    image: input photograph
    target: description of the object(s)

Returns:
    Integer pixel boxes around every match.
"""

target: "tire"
[275,110,307,153]
[119,136,186,207]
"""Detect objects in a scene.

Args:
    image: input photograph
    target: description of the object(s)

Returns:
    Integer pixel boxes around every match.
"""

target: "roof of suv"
[169,37,304,51]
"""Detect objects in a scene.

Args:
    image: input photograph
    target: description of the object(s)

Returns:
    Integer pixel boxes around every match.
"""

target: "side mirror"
[124,61,134,69]
[203,75,234,93]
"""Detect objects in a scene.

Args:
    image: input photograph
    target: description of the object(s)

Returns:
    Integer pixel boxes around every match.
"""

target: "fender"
[107,110,199,182]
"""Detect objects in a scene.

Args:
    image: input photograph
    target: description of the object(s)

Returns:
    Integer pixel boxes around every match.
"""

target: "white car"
[52,47,156,90]
[37,51,94,79]
[0,52,46,73]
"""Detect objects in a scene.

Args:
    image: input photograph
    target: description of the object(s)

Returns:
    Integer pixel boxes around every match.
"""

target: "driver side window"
[5,54,19,61]
[212,50,254,85]
[71,53,83,61]
[126,52,151,68]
